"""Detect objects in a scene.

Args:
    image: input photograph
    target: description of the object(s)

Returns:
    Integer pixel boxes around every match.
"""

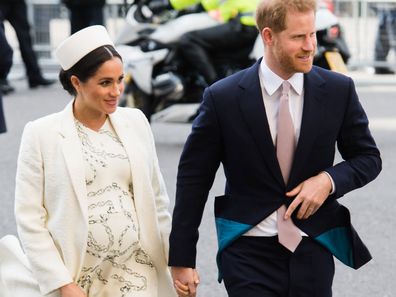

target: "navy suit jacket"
[169,60,382,280]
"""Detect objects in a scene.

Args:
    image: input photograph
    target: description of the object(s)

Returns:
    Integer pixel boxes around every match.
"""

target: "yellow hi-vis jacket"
[169,0,259,26]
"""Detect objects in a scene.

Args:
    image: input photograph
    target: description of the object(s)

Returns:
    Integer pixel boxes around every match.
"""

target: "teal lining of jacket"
[314,226,354,267]
[215,218,355,282]
[215,217,253,282]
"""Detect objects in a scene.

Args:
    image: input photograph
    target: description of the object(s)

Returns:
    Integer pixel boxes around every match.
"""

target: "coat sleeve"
[14,122,73,295]
[325,78,382,197]
[141,113,173,263]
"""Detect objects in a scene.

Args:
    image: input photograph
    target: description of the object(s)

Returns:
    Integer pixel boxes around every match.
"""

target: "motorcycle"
[115,0,258,122]
[314,1,350,71]
[115,0,350,122]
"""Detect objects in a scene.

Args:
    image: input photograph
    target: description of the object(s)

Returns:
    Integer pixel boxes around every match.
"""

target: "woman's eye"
[100,81,111,86]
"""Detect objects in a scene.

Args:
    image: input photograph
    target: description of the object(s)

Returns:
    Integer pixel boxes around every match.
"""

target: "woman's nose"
[111,83,121,96]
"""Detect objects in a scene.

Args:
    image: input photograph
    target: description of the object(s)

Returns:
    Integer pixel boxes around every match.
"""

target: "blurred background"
[4,0,396,79]
[1,1,396,296]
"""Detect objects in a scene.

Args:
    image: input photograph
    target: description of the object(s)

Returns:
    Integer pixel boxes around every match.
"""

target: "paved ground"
[1,71,395,296]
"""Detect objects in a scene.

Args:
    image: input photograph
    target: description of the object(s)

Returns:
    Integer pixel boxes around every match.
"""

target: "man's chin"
[298,63,314,73]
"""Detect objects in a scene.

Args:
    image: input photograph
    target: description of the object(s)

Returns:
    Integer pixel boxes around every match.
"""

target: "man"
[169,0,382,296]
[0,92,6,134]
[373,3,396,74]
[0,0,54,89]
[0,22,13,94]
[61,0,106,34]
[148,0,259,85]
[0,24,11,133]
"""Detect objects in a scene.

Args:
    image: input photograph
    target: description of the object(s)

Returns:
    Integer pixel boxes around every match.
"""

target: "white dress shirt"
[244,60,306,236]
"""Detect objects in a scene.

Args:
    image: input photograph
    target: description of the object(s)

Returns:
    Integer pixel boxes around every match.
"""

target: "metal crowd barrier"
[333,0,396,69]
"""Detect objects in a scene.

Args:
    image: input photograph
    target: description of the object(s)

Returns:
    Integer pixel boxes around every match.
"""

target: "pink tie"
[276,81,302,252]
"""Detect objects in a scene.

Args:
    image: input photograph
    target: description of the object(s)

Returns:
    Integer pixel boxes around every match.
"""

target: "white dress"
[75,118,157,297]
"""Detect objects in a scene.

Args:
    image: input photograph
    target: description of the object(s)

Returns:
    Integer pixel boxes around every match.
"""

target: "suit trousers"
[0,24,13,80]
[67,4,104,34]
[0,0,43,82]
[220,236,334,297]
[0,92,6,133]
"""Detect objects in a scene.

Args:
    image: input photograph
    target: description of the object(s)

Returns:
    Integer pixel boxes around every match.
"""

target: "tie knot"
[282,81,291,96]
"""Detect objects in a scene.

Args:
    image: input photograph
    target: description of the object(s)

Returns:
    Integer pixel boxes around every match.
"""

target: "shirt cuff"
[322,171,336,195]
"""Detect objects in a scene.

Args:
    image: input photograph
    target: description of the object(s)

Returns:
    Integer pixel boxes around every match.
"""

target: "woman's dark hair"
[59,45,122,96]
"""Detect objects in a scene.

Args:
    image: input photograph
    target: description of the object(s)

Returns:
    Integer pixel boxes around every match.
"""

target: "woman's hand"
[171,267,200,297]
[60,283,87,297]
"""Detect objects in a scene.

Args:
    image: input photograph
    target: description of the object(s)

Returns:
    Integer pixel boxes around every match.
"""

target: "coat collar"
[57,101,88,219]
[56,102,142,219]
[237,60,327,188]
[108,109,151,236]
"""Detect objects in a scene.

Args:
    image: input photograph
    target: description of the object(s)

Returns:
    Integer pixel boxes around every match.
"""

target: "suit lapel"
[58,101,88,219]
[237,61,284,187]
[288,69,326,186]
[237,63,328,188]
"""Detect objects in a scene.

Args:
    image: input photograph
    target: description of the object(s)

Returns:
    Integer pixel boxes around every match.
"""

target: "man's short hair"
[256,0,317,33]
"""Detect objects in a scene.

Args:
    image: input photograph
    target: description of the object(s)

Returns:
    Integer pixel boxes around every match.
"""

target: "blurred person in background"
[0,23,14,95]
[0,92,6,133]
[148,0,260,86]
[0,23,12,133]
[62,0,106,34]
[0,0,55,89]
[0,22,14,133]
[374,3,396,74]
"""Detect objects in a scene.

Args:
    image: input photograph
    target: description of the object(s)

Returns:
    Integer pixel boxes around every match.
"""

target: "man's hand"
[285,172,332,220]
[60,283,87,297]
[171,267,200,297]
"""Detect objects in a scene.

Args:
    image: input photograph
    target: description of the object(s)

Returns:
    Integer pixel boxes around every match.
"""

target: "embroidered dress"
[75,118,157,297]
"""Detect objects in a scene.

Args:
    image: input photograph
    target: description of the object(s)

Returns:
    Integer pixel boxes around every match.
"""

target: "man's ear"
[262,27,274,46]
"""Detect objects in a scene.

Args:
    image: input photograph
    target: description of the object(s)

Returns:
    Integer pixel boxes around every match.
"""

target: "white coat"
[3,101,176,297]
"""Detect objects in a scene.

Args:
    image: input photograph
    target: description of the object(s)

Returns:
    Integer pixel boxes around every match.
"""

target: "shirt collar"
[259,59,304,96]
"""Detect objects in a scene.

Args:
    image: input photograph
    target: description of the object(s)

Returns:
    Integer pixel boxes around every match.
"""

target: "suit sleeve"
[169,87,222,267]
[325,78,382,197]
[14,122,73,295]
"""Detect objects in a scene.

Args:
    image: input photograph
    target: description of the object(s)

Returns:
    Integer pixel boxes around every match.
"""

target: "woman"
[0,25,176,297]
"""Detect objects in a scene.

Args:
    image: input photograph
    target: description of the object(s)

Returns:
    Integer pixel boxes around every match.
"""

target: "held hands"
[285,172,332,220]
[60,283,87,297]
[171,267,200,297]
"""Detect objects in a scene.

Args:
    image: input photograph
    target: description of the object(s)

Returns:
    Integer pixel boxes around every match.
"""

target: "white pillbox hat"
[54,25,114,71]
